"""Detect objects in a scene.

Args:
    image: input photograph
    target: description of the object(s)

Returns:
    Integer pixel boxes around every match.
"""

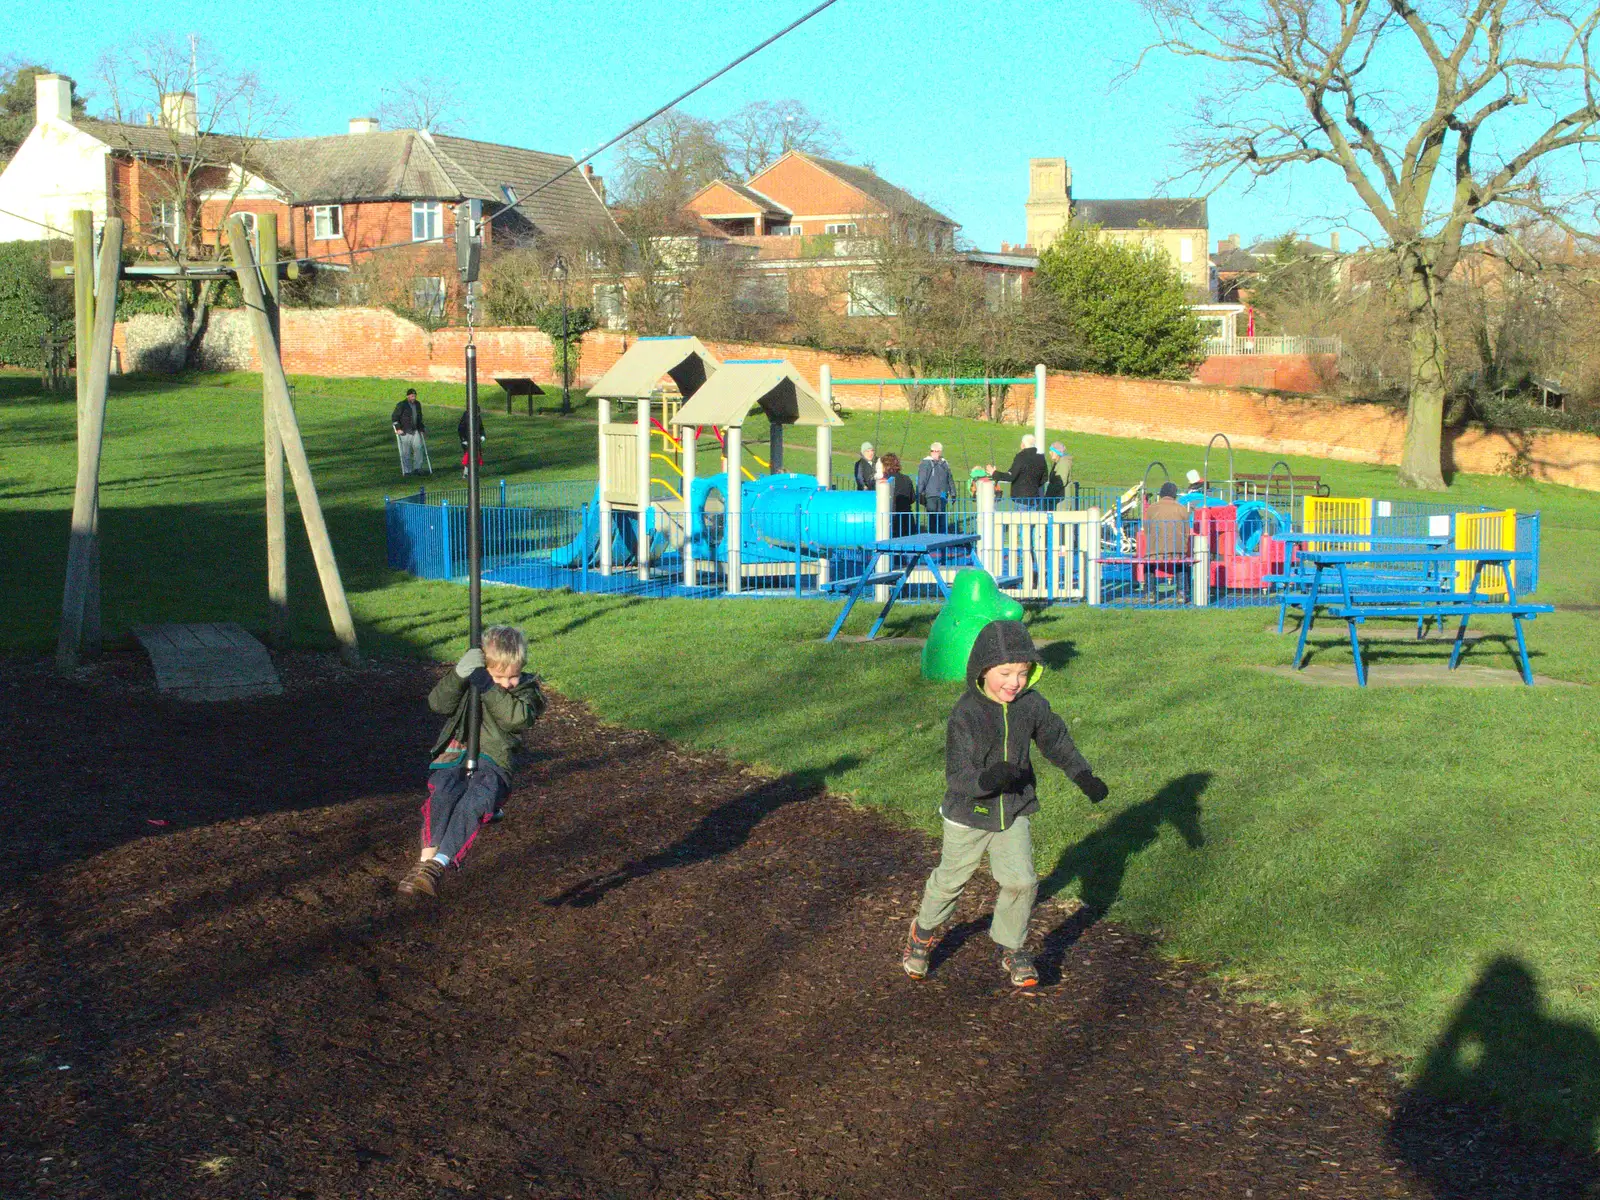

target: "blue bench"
[1289,549,1553,685]
[1271,533,1451,633]
[825,532,1011,642]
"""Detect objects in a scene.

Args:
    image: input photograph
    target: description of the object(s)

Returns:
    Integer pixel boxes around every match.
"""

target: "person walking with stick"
[392,388,429,476]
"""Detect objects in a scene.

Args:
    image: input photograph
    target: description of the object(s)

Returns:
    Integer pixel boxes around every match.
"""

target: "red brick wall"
[1194,354,1338,394]
[111,307,1600,490]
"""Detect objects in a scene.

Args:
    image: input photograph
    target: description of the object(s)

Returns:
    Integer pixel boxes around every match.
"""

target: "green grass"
[6,368,1600,1146]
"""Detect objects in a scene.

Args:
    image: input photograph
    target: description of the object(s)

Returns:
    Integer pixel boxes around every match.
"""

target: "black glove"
[1073,772,1109,804]
[977,762,1023,794]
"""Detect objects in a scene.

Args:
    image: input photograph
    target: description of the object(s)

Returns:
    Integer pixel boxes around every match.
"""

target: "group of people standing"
[854,434,1073,535]
[390,388,485,478]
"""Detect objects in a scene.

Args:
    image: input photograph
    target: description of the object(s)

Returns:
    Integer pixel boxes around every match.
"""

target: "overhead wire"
[293,0,845,269]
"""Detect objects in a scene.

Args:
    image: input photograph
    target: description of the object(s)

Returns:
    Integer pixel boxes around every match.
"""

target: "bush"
[0,239,71,368]
[1035,225,1206,379]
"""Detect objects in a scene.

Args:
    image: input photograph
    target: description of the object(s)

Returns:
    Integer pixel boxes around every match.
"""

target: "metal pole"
[637,396,651,583]
[598,398,612,575]
[727,426,743,595]
[1193,532,1210,608]
[1034,363,1047,457]
[560,275,571,415]
[261,211,288,650]
[875,476,892,604]
[681,423,697,588]
[1087,506,1103,606]
[465,336,483,769]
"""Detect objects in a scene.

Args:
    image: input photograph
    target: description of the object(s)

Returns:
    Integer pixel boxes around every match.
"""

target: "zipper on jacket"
[1000,702,1010,830]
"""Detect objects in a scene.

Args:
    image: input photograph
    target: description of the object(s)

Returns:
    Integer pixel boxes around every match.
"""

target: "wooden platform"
[133,623,284,702]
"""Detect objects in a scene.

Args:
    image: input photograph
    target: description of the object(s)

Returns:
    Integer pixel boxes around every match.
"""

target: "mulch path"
[0,654,1592,1199]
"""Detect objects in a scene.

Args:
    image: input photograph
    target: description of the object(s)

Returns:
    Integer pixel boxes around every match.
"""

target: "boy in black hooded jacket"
[904,619,1109,987]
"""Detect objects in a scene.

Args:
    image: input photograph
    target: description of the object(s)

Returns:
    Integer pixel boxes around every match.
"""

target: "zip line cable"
[292,0,846,269]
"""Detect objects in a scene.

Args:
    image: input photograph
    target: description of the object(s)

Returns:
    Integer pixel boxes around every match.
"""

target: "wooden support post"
[226,217,360,664]
[259,211,289,649]
[56,217,123,673]
[71,210,101,656]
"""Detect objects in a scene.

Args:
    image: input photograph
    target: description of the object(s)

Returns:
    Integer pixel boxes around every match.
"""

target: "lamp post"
[551,255,571,415]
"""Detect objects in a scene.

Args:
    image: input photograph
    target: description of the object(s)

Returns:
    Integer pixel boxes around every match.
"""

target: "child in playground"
[903,619,1109,988]
[398,625,546,898]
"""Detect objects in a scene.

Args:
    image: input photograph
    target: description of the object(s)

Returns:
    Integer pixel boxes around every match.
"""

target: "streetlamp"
[551,255,571,415]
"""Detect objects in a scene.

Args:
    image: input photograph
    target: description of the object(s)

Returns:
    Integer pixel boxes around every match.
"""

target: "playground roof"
[587,336,719,401]
[669,361,841,429]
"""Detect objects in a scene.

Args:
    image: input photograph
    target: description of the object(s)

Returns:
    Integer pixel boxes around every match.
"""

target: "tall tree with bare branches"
[377,76,462,134]
[97,36,285,366]
[719,99,843,177]
[1141,0,1600,488]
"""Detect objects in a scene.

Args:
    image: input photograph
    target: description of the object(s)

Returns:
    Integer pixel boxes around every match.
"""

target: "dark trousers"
[921,495,947,535]
[423,763,509,862]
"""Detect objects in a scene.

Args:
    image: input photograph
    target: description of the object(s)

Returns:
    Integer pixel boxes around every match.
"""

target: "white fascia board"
[197,163,286,203]
[0,119,110,241]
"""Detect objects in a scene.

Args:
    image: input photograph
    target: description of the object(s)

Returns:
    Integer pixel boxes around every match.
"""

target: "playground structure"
[385,358,1543,614]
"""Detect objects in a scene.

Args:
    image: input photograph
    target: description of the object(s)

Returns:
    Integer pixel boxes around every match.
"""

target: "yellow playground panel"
[1303,496,1371,550]
[1455,509,1517,596]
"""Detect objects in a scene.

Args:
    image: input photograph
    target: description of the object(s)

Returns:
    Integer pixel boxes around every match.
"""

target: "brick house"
[0,73,615,312]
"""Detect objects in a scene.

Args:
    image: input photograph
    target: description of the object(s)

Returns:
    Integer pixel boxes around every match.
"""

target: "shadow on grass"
[1035,772,1209,982]
[1387,956,1600,1197]
[542,757,861,908]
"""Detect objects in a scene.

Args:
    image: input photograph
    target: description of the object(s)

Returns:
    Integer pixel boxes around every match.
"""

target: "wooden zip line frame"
[55,210,358,672]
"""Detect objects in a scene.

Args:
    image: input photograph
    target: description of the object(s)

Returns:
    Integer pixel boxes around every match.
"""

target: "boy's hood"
[965,619,1044,697]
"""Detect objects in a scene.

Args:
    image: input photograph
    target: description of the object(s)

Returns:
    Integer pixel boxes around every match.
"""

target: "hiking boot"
[1000,948,1038,988]
[398,859,444,897]
[903,920,936,979]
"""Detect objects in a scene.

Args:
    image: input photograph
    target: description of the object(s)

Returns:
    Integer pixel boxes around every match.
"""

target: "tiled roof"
[712,180,791,215]
[805,155,956,227]
[1071,198,1208,230]
[1212,246,1260,272]
[77,120,615,244]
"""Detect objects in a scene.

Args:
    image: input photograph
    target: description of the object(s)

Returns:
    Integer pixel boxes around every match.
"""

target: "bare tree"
[718,99,843,177]
[1141,0,1600,488]
[612,109,730,212]
[377,76,461,134]
[97,36,285,366]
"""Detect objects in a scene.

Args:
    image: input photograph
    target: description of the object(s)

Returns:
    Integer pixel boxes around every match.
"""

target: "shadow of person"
[1388,956,1600,1198]
[1034,772,1209,982]
[1036,639,1078,671]
[542,758,860,909]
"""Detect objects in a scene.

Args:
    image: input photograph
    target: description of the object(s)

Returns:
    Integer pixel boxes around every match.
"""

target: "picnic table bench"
[1234,472,1331,505]
[824,532,1020,642]
[1271,532,1452,632]
[1288,548,1553,685]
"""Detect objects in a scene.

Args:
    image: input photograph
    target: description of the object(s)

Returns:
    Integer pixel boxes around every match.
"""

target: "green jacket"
[427,668,545,774]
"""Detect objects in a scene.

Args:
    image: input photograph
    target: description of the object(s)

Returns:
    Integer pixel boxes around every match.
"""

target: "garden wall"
[113,307,1600,491]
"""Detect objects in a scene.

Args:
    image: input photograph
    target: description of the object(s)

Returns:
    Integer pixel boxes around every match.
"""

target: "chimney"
[583,162,605,204]
[35,73,73,126]
[349,116,380,135]
[1328,231,1341,253]
[159,91,198,136]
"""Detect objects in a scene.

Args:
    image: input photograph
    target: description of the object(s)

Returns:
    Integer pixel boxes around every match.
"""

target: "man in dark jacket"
[903,619,1109,987]
[987,435,1048,501]
[391,388,427,475]
[854,442,880,491]
[915,441,955,534]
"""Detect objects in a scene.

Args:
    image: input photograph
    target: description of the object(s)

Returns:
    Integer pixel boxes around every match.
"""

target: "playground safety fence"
[385,483,1541,611]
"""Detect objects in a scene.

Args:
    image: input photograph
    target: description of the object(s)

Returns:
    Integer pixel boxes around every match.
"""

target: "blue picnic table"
[1289,548,1553,685]
[1270,532,1452,633]
[824,532,1002,643]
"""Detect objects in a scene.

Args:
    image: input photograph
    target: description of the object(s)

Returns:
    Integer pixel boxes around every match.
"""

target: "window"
[1179,236,1194,264]
[847,272,897,317]
[412,201,443,242]
[593,284,626,329]
[735,274,789,315]
[984,271,1022,311]
[770,223,798,237]
[825,222,858,236]
[152,200,182,244]
[313,204,343,240]
[411,276,447,317]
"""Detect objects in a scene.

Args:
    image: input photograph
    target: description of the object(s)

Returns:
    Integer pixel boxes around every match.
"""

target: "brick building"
[0,73,616,311]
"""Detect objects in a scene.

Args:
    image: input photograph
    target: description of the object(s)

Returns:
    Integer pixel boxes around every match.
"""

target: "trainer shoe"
[398,859,444,897]
[902,920,936,979]
[1000,948,1039,988]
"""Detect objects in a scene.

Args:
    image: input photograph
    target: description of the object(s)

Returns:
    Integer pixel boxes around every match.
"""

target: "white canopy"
[587,336,719,400]
[669,360,841,429]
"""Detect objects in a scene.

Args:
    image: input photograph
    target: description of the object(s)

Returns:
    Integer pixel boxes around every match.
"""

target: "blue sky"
[18,0,1368,252]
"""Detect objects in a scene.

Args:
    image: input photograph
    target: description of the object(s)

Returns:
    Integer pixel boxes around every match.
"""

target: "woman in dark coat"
[880,452,917,537]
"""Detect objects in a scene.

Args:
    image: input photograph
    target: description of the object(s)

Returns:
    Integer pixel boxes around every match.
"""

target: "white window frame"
[770,223,799,237]
[1179,236,1194,264]
[412,201,443,242]
[313,204,343,241]
[825,222,858,236]
[153,199,182,244]
[411,275,447,317]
